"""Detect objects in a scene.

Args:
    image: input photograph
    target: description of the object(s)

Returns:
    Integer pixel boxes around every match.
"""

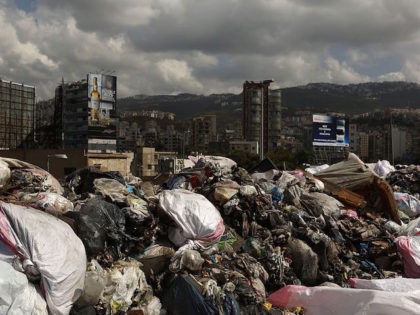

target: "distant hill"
[118,81,420,120]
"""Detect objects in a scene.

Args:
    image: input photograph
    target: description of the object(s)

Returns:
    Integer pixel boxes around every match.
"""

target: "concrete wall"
[0,149,133,179]
[87,152,133,176]
[0,149,86,179]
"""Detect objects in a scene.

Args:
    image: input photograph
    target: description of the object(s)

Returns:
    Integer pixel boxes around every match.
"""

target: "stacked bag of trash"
[1,155,420,314]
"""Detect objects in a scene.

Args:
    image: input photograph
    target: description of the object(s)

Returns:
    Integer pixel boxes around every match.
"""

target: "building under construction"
[242,80,282,156]
[0,79,35,149]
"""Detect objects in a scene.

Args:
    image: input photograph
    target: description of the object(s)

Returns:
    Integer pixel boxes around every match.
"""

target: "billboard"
[312,114,349,147]
[87,73,117,139]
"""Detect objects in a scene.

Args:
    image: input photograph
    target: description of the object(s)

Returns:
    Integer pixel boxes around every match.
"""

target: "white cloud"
[1,0,420,99]
[378,72,406,81]
[157,59,203,92]
[324,57,370,83]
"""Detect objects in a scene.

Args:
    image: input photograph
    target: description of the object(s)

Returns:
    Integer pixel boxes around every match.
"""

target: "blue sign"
[312,114,349,147]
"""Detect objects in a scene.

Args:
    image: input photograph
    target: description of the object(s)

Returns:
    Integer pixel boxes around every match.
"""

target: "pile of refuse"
[1,154,420,314]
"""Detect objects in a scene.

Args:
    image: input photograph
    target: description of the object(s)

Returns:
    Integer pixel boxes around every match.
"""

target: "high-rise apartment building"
[242,81,281,157]
[55,73,118,153]
[192,115,217,153]
[0,79,35,149]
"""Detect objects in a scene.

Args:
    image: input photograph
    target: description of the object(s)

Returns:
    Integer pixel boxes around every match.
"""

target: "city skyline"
[2,0,420,99]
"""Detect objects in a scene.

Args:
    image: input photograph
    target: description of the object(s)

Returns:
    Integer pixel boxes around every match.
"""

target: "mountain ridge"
[118,81,420,120]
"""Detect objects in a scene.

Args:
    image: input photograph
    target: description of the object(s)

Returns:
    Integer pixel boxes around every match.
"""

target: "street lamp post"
[47,154,68,173]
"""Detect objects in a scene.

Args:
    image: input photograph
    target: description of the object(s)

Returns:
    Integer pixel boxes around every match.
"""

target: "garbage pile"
[1,155,420,314]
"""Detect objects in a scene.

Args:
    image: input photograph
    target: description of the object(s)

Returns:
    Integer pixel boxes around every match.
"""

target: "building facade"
[192,115,217,153]
[55,74,118,153]
[0,79,35,149]
[242,80,282,156]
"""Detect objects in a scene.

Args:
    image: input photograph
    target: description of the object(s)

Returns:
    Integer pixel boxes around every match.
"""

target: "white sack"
[349,277,420,292]
[0,160,11,188]
[0,202,86,315]
[159,189,224,247]
[0,261,47,315]
[373,160,395,178]
[305,164,330,174]
[268,285,420,315]
[201,156,237,175]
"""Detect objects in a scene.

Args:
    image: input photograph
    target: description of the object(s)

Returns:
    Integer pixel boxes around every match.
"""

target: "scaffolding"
[0,79,35,149]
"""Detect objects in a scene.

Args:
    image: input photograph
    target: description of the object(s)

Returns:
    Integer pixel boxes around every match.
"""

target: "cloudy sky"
[2,0,420,99]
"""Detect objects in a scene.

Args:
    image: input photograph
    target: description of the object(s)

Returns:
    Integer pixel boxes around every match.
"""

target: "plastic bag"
[79,260,107,306]
[101,260,154,314]
[239,185,258,197]
[396,235,420,278]
[171,249,204,272]
[94,178,128,203]
[163,275,218,315]
[19,192,74,215]
[0,261,47,315]
[0,202,86,315]
[76,198,126,258]
[374,160,395,178]
[299,192,343,217]
[0,160,11,188]
[197,156,237,176]
[159,189,225,247]
[394,192,420,217]
[268,285,420,315]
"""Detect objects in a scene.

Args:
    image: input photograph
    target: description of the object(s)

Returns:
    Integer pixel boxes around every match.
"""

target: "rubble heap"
[0,154,420,315]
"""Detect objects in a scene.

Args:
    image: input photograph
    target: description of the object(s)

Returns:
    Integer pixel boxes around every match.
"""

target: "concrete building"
[391,126,407,162]
[157,157,195,174]
[349,123,359,153]
[136,147,177,178]
[55,74,118,153]
[192,115,217,153]
[358,132,369,160]
[117,121,143,152]
[242,81,282,156]
[159,125,182,153]
[0,79,35,149]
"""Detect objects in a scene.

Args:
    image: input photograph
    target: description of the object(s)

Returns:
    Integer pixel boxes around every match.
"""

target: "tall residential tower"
[242,80,282,158]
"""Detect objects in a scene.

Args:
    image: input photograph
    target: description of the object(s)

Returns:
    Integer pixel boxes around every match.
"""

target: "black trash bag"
[163,275,218,315]
[65,167,125,195]
[76,198,126,258]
